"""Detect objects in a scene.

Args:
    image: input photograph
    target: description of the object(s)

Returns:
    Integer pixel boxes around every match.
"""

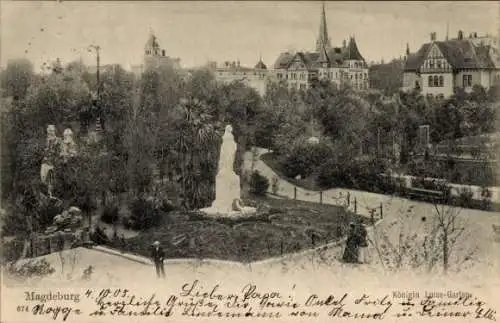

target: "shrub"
[0,238,25,263]
[90,226,109,245]
[100,204,119,224]
[281,140,334,178]
[456,187,474,208]
[6,259,55,280]
[127,197,162,230]
[249,171,269,196]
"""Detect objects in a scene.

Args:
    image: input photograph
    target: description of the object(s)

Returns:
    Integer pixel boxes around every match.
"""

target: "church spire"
[315,2,331,52]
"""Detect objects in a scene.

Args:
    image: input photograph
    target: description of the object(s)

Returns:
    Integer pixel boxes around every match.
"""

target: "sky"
[1,1,499,72]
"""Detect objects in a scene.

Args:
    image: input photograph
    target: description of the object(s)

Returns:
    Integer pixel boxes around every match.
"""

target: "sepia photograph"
[1,1,499,322]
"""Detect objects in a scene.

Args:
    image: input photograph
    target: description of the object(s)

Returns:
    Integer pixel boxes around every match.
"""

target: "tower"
[315,2,332,52]
[144,30,161,57]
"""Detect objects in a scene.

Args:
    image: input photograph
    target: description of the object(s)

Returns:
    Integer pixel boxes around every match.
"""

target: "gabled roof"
[274,37,367,70]
[274,52,294,69]
[344,37,365,61]
[254,59,267,69]
[404,39,497,72]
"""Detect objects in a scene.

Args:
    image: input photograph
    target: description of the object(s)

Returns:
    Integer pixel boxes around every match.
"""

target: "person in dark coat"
[342,222,361,263]
[151,241,165,278]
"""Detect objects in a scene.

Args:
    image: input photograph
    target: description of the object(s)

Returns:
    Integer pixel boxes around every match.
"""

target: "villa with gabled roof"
[273,3,370,91]
[402,30,500,97]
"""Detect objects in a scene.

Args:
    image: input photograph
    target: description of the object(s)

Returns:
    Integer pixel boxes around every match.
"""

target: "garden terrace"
[105,196,370,263]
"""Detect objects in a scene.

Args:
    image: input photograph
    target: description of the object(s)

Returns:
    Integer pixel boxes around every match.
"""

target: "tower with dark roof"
[315,3,332,53]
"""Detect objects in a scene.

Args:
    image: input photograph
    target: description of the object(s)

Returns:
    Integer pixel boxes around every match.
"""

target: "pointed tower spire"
[315,2,331,52]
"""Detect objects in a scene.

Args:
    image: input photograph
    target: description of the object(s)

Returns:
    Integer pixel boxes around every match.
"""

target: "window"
[439,75,444,87]
[462,74,472,87]
[429,61,435,69]
[433,75,439,87]
[437,61,442,68]
[428,76,433,87]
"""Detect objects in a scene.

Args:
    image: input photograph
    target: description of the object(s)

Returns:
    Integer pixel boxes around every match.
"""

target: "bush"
[6,259,55,280]
[127,197,162,230]
[281,140,334,178]
[90,226,109,245]
[249,171,269,196]
[100,205,119,224]
[1,238,25,263]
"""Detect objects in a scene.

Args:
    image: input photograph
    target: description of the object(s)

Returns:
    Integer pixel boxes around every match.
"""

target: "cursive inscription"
[13,284,496,321]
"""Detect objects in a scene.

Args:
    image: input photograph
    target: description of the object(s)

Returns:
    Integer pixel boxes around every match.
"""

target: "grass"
[106,195,370,263]
[260,152,322,191]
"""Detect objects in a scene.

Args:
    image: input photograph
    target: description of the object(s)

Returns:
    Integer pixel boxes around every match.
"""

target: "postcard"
[1,1,499,322]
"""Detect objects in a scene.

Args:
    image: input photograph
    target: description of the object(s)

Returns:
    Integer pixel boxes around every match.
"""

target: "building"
[214,59,270,96]
[272,3,369,91]
[131,31,181,78]
[402,31,500,97]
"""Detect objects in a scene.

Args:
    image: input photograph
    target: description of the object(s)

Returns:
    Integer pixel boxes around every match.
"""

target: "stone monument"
[40,125,60,197]
[201,125,256,217]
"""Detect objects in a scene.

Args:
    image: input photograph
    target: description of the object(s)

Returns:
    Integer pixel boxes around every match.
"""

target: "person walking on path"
[151,241,165,278]
[342,222,361,263]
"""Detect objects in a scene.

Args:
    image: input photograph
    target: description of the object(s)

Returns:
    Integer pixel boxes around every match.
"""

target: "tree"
[24,66,90,129]
[170,98,219,209]
[371,202,477,274]
[1,58,35,100]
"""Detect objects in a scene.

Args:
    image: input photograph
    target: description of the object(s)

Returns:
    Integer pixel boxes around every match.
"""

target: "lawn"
[106,196,370,263]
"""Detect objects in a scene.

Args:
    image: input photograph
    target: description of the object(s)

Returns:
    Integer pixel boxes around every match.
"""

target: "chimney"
[430,32,437,41]
[458,30,464,40]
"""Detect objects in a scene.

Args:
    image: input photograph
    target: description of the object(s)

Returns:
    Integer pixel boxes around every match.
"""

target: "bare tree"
[370,201,477,274]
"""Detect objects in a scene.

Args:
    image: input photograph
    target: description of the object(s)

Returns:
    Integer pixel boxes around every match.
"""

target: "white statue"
[40,125,60,196]
[201,124,256,217]
[60,128,77,160]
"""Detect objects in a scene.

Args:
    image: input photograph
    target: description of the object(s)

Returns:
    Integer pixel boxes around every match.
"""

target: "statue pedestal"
[200,206,257,218]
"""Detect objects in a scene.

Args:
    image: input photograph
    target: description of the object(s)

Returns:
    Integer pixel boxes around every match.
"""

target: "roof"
[145,33,161,52]
[404,39,497,72]
[344,37,365,61]
[254,60,267,69]
[274,37,367,70]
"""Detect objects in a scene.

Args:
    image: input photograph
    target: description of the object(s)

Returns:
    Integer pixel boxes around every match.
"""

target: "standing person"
[342,222,360,263]
[358,223,369,263]
[151,241,165,278]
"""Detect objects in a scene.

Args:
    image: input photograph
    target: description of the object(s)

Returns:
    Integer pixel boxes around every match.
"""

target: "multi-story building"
[214,59,270,96]
[402,31,500,97]
[273,3,369,91]
[131,31,181,78]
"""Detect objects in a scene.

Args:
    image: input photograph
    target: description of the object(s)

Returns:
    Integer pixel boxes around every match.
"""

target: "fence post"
[294,187,297,200]
[370,210,375,225]
[347,192,351,206]
[320,191,323,204]
[280,241,284,256]
[380,203,383,219]
[354,197,357,214]
[311,234,315,247]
